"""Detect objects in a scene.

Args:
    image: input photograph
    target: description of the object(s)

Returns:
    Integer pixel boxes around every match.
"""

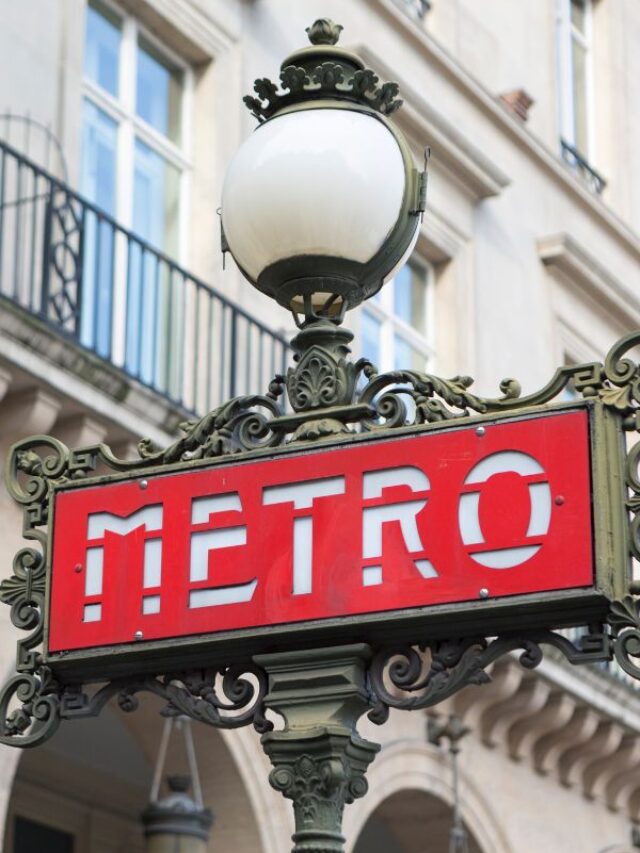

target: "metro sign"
[47,407,602,670]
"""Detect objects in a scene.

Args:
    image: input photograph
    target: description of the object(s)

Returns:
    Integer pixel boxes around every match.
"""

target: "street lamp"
[141,716,213,853]
[428,714,471,853]
[221,18,426,327]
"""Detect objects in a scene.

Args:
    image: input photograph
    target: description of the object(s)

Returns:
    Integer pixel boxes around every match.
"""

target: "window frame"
[556,0,595,162]
[359,257,436,374]
[81,0,194,263]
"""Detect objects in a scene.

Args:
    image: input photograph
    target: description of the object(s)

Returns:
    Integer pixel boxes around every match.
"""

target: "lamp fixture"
[221,18,426,326]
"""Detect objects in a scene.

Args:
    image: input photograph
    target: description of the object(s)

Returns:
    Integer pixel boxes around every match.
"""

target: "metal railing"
[561,139,606,196]
[0,138,291,415]
[395,0,431,20]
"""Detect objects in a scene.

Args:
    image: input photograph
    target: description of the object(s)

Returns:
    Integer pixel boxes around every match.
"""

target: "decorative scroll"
[367,629,612,724]
[242,17,403,123]
[0,663,272,750]
[244,63,403,123]
[3,327,640,746]
[608,597,640,681]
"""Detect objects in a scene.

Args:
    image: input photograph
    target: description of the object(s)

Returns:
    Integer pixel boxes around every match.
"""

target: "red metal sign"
[48,410,593,652]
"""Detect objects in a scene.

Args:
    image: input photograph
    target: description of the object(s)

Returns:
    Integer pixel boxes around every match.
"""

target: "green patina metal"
[2,18,640,853]
[2,322,640,853]
[1,323,639,728]
[228,20,426,317]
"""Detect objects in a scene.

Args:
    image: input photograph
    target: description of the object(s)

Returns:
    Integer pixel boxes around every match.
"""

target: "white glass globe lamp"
[221,19,426,324]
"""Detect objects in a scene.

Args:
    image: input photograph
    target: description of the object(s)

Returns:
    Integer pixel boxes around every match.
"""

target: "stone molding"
[116,0,238,62]
[538,233,640,330]
[368,0,640,264]
[443,656,640,820]
[0,306,179,449]
[356,45,511,201]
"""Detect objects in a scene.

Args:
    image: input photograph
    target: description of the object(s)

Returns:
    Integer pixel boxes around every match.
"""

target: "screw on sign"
[48,410,592,653]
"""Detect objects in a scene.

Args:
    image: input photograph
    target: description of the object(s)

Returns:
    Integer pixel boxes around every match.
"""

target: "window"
[14,817,74,853]
[80,0,191,367]
[396,0,431,21]
[556,0,604,193]
[360,260,434,373]
[82,0,189,249]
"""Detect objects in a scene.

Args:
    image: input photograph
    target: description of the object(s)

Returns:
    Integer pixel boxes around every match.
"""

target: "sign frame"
[2,325,640,748]
[41,399,621,681]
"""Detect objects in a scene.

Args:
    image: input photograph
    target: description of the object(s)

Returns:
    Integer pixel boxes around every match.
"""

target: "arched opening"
[2,697,265,852]
[352,789,485,853]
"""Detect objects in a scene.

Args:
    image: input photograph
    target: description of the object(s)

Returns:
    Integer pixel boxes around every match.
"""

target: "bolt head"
[140,480,148,490]
[476,426,486,436]
[479,588,489,599]
[134,630,144,641]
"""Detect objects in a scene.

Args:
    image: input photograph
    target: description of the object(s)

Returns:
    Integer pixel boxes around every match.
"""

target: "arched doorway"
[2,696,266,852]
[352,789,484,853]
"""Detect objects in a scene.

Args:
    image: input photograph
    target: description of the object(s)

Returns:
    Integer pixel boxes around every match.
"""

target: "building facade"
[1,0,640,850]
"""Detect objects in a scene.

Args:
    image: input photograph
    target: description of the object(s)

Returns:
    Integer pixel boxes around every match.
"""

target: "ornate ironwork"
[0,434,275,746]
[3,320,640,748]
[366,628,611,724]
[45,187,83,330]
[243,19,403,123]
[0,662,271,749]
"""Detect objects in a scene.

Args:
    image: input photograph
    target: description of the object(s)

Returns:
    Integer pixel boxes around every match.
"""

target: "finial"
[167,775,191,793]
[306,18,343,46]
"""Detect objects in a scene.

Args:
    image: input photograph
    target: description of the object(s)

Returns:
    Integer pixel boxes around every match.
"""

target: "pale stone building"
[0,0,640,851]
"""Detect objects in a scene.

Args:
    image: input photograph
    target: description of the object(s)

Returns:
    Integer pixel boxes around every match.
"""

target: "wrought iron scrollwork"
[0,662,272,750]
[0,433,275,746]
[61,663,273,733]
[608,597,640,681]
[0,667,61,748]
[367,628,612,724]
[4,325,640,747]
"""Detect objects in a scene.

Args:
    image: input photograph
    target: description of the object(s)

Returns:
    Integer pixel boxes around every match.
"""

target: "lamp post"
[221,22,427,852]
[221,14,425,443]
[5,15,640,853]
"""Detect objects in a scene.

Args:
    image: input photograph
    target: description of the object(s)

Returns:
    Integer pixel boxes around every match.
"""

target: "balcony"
[561,139,606,196]
[0,138,291,419]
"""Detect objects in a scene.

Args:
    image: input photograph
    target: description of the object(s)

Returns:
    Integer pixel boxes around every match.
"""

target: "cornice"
[120,0,238,62]
[367,0,640,263]
[356,44,511,201]
[447,654,640,820]
[538,233,640,329]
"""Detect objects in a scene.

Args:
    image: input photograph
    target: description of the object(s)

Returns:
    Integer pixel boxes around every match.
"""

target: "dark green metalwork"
[232,21,426,322]
[2,322,640,852]
[243,19,402,123]
[257,644,379,853]
[2,18,640,851]
[2,323,640,750]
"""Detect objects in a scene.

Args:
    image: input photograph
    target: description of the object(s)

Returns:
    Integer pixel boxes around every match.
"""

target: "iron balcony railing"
[560,139,606,196]
[0,138,291,415]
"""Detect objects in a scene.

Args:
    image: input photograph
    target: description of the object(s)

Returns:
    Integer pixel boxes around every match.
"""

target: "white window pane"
[84,0,121,97]
[136,37,182,143]
[133,138,180,253]
[571,0,587,34]
[362,310,382,366]
[571,39,588,154]
[393,263,427,334]
[81,99,118,215]
[394,335,426,372]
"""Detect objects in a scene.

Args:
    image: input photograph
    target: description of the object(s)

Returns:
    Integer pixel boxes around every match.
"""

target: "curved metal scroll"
[367,629,612,725]
[2,328,640,746]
